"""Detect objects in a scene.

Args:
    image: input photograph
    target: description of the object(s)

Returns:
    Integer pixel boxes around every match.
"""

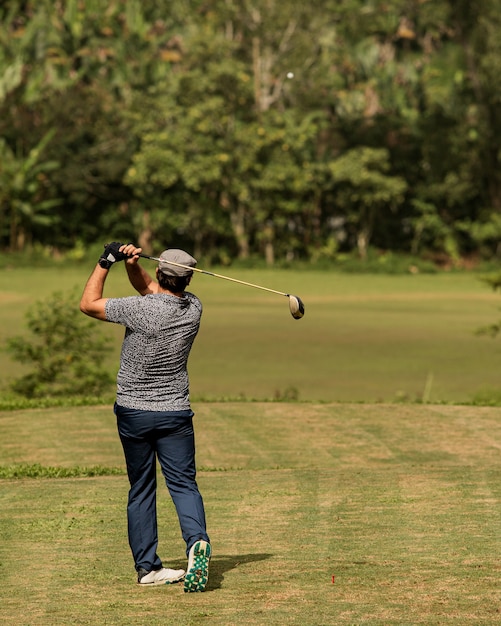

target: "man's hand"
[98,242,127,269]
[120,243,143,264]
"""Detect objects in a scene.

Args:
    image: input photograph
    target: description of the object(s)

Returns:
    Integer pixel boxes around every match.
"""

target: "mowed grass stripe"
[1,403,500,469]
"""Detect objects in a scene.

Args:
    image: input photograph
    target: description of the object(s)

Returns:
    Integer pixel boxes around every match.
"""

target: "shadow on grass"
[207,553,273,591]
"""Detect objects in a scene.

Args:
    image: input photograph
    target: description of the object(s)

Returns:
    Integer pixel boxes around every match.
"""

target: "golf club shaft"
[138,254,290,298]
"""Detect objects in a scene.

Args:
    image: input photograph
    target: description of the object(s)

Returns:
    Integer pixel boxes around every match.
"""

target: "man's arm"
[120,243,159,295]
[80,264,109,321]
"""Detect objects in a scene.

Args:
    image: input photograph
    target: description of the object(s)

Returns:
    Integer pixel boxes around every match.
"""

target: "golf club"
[137,253,305,319]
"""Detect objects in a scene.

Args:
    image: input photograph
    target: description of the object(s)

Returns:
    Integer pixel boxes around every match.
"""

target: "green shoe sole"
[184,541,211,593]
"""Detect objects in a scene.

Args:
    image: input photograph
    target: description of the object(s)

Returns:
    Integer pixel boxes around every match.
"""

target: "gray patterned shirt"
[104,292,202,411]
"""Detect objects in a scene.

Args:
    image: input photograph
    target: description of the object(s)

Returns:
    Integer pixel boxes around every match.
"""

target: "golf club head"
[288,295,305,319]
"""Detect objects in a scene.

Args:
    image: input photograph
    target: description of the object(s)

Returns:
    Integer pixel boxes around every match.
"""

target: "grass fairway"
[1,266,501,403]
[1,402,500,625]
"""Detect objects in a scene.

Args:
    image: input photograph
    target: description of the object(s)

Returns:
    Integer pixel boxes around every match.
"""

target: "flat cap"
[158,249,197,276]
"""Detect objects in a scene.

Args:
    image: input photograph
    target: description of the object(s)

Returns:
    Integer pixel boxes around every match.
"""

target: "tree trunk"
[357,229,370,260]
[137,210,153,253]
[230,205,250,259]
[263,221,275,265]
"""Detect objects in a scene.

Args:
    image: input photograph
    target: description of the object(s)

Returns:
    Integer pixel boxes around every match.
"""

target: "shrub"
[477,272,501,338]
[6,289,114,397]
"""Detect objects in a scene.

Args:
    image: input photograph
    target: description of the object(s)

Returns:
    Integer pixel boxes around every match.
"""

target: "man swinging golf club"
[80,242,211,591]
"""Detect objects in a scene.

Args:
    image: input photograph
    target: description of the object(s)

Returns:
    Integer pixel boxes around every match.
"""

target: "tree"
[327,147,407,259]
[0,131,61,250]
[124,0,331,262]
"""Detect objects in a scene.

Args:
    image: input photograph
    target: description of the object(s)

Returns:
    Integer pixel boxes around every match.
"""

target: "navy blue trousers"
[115,403,209,573]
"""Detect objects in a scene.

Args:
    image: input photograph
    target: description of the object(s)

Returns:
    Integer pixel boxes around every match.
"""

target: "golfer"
[80,242,211,591]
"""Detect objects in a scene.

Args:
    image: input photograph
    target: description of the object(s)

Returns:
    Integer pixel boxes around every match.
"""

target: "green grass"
[1,265,501,403]
[1,263,500,623]
[0,402,500,625]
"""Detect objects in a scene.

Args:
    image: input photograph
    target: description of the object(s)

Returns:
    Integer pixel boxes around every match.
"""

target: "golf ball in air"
[287,72,294,79]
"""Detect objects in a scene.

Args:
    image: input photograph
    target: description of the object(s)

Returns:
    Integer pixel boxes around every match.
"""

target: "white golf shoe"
[138,567,185,585]
[184,540,211,593]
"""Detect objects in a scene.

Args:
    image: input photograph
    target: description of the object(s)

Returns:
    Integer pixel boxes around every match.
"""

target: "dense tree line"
[1,0,501,265]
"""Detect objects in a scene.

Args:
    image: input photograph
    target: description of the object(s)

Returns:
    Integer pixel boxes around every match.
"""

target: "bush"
[476,271,501,338]
[5,289,114,397]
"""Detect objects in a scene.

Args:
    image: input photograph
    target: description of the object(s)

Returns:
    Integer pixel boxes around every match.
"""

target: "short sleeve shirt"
[104,292,202,411]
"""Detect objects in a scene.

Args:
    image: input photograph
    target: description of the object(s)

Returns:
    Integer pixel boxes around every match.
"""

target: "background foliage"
[1,1,501,267]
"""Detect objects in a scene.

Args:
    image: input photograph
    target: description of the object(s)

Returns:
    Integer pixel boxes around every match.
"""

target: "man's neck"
[160,288,184,298]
